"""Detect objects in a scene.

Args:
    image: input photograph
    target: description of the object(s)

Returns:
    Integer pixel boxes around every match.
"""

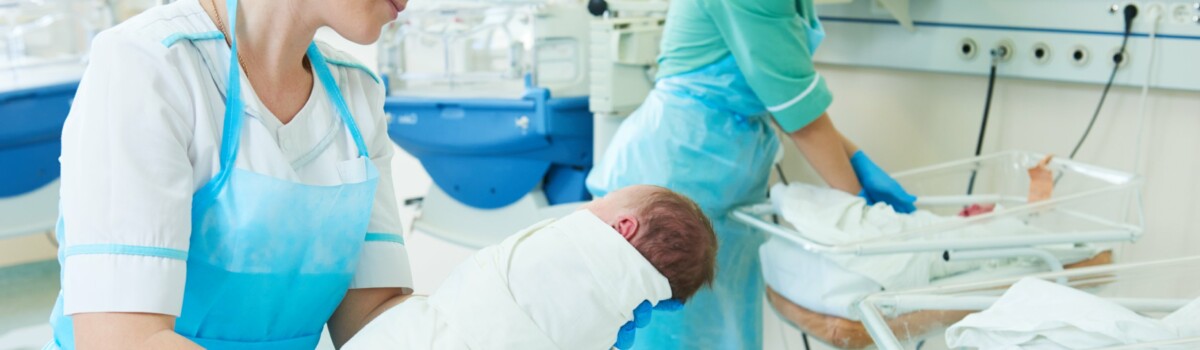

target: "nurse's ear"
[614,214,640,242]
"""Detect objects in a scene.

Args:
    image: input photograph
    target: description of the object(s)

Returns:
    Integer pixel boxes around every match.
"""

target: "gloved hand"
[614,320,637,349]
[614,300,684,349]
[850,151,917,214]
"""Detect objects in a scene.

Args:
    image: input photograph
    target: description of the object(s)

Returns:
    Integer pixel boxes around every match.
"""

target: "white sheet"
[344,210,673,349]
[946,278,1200,349]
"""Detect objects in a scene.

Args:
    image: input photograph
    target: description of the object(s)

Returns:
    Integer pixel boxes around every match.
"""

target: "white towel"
[946,277,1200,349]
[344,210,672,349]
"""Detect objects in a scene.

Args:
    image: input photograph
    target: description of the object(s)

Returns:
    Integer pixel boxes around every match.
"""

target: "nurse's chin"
[329,24,387,45]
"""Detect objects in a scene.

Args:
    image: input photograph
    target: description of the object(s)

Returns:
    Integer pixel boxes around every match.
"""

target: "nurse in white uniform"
[48,0,412,349]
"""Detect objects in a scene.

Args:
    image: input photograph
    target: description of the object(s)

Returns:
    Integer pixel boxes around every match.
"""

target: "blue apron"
[48,0,378,347]
[586,54,780,349]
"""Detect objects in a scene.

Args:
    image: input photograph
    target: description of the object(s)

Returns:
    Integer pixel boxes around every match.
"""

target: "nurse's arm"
[73,312,202,349]
[328,287,413,348]
[787,113,864,194]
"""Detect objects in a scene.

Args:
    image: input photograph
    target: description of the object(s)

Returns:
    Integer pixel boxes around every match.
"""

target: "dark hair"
[630,186,718,303]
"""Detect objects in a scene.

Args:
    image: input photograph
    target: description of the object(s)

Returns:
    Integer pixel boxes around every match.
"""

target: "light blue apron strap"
[324,58,381,84]
[207,0,245,197]
[161,31,226,47]
[307,43,370,159]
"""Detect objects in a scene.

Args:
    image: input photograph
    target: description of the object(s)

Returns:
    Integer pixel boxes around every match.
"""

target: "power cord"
[1068,4,1138,160]
[966,45,1005,195]
[775,164,790,186]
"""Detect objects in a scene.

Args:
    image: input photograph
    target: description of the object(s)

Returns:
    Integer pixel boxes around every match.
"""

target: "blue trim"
[161,31,226,47]
[65,244,188,260]
[365,233,405,245]
[820,16,1200,41]
[326,58,382,84]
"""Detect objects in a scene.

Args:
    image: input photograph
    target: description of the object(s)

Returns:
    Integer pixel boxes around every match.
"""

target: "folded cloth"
[946,277,1200,349]
[344,210,673,349]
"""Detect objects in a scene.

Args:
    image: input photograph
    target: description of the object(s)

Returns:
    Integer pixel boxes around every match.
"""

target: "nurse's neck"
[202,0,319,125]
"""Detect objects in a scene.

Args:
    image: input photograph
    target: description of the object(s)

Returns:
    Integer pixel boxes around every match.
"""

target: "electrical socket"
[1110,47,1131,69]
[1031,42,1052,64]
[993,40,1015,62]
[959,38,978,60]
[1171,3,1194,23]
[1144,2,1166,20]
[1071,46,1091,66]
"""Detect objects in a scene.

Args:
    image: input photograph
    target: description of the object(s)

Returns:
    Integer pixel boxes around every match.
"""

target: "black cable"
[1069,4,1138,160]
[775,163,790,186]
[966,47,1003,195]
[975,55,1001,159]
[1051,4,1139,187]
[801,333,811,350]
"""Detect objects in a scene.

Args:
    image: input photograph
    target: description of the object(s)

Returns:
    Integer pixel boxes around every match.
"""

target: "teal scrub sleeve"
[704,0,833,133]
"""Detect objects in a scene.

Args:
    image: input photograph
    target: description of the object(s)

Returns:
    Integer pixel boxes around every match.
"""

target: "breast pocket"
[337,157,370,184]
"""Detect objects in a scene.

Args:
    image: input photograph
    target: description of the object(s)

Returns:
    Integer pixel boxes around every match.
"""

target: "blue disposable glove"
[632,300,654,327]
[614,320,637,349]
[614,300,684,349]
[850,151,917,214]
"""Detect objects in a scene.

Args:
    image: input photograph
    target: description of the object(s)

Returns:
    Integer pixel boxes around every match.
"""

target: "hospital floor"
[0,229,943,350]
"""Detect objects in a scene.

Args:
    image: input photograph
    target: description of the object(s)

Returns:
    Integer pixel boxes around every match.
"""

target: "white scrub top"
[58,0,413,316]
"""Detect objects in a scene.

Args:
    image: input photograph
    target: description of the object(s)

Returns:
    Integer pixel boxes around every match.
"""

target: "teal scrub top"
[656,0,832,133]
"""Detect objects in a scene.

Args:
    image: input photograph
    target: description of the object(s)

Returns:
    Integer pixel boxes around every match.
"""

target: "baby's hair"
[630,187,717,303]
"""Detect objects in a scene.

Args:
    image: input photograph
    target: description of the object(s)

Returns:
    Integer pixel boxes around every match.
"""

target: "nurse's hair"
[630,187,717,303]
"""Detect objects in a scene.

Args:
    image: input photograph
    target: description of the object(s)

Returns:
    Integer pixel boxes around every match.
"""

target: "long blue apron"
[48,0,379,347]
[586,55,780,349]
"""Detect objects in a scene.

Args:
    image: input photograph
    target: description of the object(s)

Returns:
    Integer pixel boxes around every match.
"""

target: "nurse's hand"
[849,151,917,214]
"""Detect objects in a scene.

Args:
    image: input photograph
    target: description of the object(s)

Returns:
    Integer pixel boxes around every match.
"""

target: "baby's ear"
[615,214,640,241]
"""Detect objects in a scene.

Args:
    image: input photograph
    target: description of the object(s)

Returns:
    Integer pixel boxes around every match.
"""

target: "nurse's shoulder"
[89,0,215,71]
[64,2,215,162]
[75,2,215,118]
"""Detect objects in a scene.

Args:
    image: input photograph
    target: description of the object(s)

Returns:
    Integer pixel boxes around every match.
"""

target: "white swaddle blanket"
[761,183,1029,319]
[946,277,1200,349]
[344,210,673,349]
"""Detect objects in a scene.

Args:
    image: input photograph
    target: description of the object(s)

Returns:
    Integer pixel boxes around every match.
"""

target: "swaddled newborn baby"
[344,185,717,350]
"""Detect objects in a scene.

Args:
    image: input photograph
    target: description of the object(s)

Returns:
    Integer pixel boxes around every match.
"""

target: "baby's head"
[581,185,717,302]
